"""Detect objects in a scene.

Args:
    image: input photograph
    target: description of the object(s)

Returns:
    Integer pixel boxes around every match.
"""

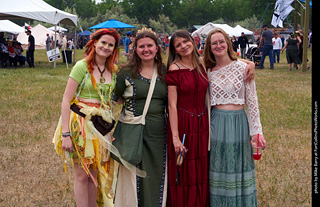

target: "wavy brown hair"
[120,31,164,79]
[83,28,120,86]
[166,30,207,79]
[204,28,237,69]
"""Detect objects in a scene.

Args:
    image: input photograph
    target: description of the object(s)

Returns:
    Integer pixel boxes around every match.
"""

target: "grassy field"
[0,48,312,206]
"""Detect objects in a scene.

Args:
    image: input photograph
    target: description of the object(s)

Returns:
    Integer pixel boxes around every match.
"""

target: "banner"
[46,48,61,62]
[271,0,295,28]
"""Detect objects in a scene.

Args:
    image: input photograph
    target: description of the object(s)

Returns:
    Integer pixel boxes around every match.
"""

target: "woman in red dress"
[165,30,210,207]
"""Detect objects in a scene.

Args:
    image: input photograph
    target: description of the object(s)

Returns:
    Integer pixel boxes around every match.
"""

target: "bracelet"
[62,132,71,137]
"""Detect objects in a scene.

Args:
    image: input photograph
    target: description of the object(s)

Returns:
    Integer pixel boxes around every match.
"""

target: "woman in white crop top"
[204,28,266,207]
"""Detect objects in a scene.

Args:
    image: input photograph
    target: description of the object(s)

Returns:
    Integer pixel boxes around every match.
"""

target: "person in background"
[231,35,238,53]
[124,31,131,61]
[26,30,35,68]
[15,42,26,67]
[258,24,274,69]
[61,35,67,50]
[204,28,266,207]
[46,33,51,51]
[272,32,282,64]
[281,33,301,71]
[238,32,249,59]
[7,41,17,68]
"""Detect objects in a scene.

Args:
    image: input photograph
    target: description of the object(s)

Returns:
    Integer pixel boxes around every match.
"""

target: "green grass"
[0,48,312,206]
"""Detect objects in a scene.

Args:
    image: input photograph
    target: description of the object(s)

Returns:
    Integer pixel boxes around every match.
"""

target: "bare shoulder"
[168,63,180,71]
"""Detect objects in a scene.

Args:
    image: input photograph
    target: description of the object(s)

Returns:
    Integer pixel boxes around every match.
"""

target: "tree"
[149,14,178,34]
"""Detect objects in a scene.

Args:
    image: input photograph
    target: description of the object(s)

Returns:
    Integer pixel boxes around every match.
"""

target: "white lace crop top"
[208,60,263,136]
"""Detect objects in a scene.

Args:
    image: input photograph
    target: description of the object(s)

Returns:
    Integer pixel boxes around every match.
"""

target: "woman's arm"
[239,59,255,83]
[168,85,184,154]
[61,77,79,150]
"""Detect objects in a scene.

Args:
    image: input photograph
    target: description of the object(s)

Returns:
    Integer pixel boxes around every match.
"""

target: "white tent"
[233,25,254,37]
[191,23,237,37]
[17,24,62,49]
[0,20,24,34]
[0,0,77,26]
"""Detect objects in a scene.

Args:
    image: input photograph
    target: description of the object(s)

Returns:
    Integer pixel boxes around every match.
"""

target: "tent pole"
[74,28,76,64]
[54,24,57,69]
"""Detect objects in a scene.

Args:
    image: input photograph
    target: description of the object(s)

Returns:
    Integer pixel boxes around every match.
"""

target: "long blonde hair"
[167,30,206,79]
[204,28,237,69]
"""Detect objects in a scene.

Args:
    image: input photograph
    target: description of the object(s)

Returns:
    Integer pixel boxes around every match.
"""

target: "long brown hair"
[203,28,237,69]
[167,30,206,79]
[120,31,164,79]
[84,28,120,86]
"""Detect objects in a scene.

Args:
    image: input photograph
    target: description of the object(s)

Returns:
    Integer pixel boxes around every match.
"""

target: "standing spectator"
[124,31,131,61]
[26,30,35,68]
[281,33,301,71]
[164,35,170,54]
[46,33,51,51]
[238,32,249,59]
[231,35,238,53]
[61,35,67,50]
[258,24,274,69]
[272,33,282,64]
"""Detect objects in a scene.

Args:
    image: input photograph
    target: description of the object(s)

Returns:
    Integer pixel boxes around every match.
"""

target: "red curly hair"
[84,28,120,86]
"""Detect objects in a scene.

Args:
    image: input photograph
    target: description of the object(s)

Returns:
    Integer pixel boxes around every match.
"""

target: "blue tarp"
[77,30,91,36]
[89,19,135,29]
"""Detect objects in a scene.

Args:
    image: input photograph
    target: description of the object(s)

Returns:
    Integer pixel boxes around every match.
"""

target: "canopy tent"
[0,0,78,68]
[78,30,92,36]
[0,0,77,26]
[0,20,24,34]
[48,26,68,32]
[233,25,254,37]
[17,24,62,49]
[191,23,237,37]
[89,19,135,29]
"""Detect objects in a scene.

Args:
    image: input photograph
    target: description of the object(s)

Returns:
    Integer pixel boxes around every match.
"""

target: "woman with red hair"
[53,28,121,206]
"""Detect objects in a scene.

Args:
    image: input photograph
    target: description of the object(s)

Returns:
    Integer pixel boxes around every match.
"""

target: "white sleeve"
[245,79,263,136]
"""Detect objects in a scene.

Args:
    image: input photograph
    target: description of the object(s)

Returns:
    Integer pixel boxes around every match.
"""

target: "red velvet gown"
[165,67,209,207]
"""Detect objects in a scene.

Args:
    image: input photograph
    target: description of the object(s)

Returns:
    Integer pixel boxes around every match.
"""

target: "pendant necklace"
[97,64,106,83]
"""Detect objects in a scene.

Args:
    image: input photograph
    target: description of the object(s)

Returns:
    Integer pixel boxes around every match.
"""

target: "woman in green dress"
[113,29,167,207]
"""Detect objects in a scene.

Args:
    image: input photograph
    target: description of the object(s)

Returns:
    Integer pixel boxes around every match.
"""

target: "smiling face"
[94,34,116,59]
[173,37,194,57]
[135,37,159,62]
[210,32,228,58]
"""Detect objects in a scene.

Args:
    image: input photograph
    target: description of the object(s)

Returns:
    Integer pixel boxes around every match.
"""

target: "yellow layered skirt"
[52,101,115,206]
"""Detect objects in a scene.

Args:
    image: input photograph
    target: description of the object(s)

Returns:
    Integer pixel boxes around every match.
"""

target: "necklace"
[179,61,194,70]
[97,64,106,83]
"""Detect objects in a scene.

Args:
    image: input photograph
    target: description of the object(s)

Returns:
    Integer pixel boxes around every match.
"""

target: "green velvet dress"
[113,67,167,207]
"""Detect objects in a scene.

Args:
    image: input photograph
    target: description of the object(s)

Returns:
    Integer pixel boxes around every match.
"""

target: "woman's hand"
[62,136,73,152]
[251,134,266,149]
[172,136,186,154]
[244,60,255,83]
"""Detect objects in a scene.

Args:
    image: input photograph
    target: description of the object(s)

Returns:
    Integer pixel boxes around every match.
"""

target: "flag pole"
[302,0,310,72]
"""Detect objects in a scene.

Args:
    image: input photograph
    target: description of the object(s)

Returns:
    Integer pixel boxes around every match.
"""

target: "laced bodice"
[208,60,263,135]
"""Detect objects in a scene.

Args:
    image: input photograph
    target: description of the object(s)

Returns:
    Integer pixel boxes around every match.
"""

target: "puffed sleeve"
[113,69,128,102]
[69,59,87,84]
[165,70,179,86]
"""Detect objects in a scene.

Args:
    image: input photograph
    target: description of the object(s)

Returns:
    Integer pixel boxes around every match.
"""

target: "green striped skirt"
[209,108,258,207]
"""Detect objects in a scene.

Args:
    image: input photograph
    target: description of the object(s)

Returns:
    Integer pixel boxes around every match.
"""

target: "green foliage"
[149,14,178,34]
[43,0,303,31]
